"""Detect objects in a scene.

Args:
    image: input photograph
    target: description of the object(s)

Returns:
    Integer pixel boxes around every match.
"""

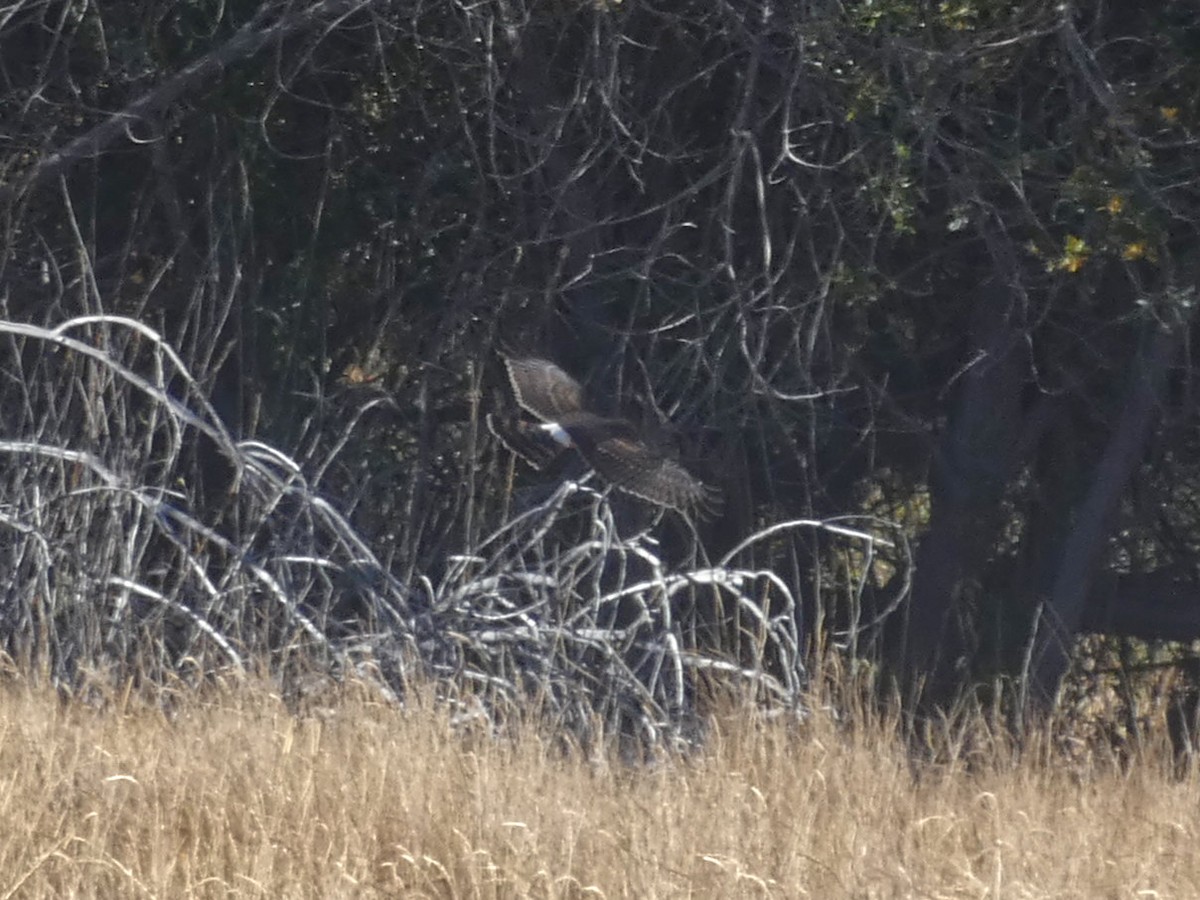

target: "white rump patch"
[537,422,573,447]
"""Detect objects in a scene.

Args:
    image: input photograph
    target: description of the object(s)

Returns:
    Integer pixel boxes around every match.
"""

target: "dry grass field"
[0,675,1196,899]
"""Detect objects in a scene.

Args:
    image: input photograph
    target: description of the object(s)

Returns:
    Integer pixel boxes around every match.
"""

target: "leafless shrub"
[0,315,407,683]
[0,313,901,748]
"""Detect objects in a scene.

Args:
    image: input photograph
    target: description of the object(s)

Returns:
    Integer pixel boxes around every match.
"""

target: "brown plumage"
[498,356,720,517]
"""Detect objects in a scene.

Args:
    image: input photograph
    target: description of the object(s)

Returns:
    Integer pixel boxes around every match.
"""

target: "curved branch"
[0,0,379,206]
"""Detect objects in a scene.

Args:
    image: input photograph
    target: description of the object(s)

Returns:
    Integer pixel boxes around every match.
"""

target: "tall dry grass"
[0,675,1196,899]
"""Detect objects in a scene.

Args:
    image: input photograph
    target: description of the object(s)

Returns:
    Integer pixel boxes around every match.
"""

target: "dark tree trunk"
[1028,323,1187,704]
[891,275,1034,704]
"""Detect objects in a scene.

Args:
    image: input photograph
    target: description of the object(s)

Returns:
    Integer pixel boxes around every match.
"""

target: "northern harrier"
[492,356,720,517]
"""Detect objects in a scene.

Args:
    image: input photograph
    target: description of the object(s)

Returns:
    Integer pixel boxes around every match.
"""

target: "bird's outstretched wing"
[567,417,722,518]
[503,357,585,422]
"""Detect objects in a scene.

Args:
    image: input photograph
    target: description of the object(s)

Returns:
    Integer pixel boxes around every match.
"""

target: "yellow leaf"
[1105,195,1123,215]
[1161,106,1180,122]
[340,364,380,385]
[1123,242,1147,261]
[1053,235,1090,273]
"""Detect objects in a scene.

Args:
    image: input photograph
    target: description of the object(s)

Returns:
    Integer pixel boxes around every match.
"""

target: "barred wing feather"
[503,357,585,422]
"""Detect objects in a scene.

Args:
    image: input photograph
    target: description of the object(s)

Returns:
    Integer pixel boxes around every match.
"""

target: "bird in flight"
[492,356,720,518]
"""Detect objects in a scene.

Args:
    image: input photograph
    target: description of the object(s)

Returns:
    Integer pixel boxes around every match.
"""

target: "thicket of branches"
[3,0,1200,730]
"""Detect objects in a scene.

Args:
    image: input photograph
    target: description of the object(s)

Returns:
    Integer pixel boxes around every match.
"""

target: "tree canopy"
[4,0,1200,717]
